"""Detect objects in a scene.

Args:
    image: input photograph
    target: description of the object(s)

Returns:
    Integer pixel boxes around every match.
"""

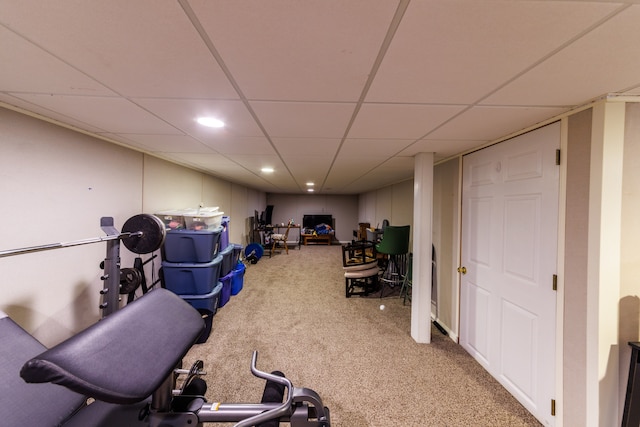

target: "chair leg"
[400,276,412,305]
[379,256,395,298]
[380,255,407,298]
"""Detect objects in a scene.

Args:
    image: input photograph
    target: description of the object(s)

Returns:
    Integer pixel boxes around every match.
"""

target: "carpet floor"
[184,244,542,427]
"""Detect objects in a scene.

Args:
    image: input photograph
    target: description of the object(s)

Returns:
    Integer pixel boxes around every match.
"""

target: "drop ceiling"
[2,0,640,194]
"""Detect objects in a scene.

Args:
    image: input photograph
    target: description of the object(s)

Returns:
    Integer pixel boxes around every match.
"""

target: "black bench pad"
[0,313,86,426]
[20,289,204,404]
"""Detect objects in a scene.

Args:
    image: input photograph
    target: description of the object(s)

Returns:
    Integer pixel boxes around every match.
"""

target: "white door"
[460,122,559,426]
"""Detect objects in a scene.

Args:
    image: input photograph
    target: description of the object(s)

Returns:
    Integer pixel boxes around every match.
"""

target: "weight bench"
[2,288,204,426]
[3,288,330,426]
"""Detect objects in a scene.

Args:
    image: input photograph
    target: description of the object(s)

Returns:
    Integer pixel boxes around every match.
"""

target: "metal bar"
[0,231,140,258]
[142,254,158,265]
[196,403,283,423]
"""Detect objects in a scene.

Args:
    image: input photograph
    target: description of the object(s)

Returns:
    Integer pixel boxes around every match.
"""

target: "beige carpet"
[185,245,542,427]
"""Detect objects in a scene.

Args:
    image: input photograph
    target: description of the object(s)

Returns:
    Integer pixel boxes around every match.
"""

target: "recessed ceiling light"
[196,117,225,128]
[306,182,314,186]
[307,188,314,192]
[261,167,274,173]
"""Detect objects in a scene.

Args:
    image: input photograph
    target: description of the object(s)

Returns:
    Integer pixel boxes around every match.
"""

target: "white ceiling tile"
[0,93,107,133]
[349,103,466,139]
[0,26,116,96]
[202,136,276,156]
[7,93,179,134]
[345,157,414,192]
[339,138,414,158]
[173,153,247,170]
[250,101,356,138]
[0,0,238,99]
[219,153,299,191]
[170,152,280,190]
[367,0,620,104]
[324,156,387,190]
[277,156,333,183]
[399,139,486,160]
[133,98,264,138]
[484,5,640,106]
[273,138,342,158]
[224,154,287,175]
[190,0,399,101]
[106,134,213,154]
[428,105,568,141]
[622,87,640,96]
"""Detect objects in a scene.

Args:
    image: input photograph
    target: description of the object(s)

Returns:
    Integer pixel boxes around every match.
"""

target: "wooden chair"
[270,223,292,257]
[342,241,379,297]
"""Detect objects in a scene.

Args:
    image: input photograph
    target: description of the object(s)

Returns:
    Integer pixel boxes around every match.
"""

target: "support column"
[411,152,433,343]
[586,101,625,426]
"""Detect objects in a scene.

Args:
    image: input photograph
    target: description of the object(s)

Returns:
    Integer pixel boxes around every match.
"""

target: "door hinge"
[553,274,558,291]
[551,399,556,416]
[555,149,561,165]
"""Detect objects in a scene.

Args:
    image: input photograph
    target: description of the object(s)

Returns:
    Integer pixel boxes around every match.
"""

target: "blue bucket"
[231,262,245,295]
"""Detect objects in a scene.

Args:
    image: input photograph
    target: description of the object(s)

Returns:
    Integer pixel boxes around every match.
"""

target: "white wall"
[359,179,414,233]
[618,102,640,422]
[0,107,265,345]
[265,193,358,242]
[433,158,461,339]
[563,108,592,426]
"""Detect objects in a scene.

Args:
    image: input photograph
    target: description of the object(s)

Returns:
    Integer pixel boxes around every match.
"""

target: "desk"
[270,225,301,249]
[301,233,332,245]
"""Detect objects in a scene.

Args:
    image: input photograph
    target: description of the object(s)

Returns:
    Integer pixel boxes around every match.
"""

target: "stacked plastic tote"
[217,216,246,307]
[159,209,225,344]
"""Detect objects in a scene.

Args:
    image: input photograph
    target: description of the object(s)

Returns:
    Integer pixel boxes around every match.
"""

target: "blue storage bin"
[181,282,223,314]
[195,309,213,344]
[231,262,245,296]
[219,271,234,308]
[231,243,243,265]
[163,227,222,263]
[181,282,222,344]
[219,244,235,276]
[162,255,222,295]
[219,216,230,251]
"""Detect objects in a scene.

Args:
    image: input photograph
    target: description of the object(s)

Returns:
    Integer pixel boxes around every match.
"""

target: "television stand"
[302,233,332,246]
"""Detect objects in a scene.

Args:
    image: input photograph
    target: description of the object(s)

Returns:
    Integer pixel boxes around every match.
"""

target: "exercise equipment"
[244,242,264,264]
[119,267,143,295]
[12,288,331,426]
[0,214,165,258]
[0,214,166,317]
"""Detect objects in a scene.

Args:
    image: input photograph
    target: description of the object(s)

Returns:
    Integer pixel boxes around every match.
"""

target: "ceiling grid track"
[178,0,295,192]
[320,0,412,192]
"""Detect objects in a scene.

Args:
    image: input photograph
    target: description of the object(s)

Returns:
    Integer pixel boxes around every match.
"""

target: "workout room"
[2,2,640,427]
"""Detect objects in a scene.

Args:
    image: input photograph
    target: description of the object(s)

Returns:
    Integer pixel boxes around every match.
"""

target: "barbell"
[0,214,166,258]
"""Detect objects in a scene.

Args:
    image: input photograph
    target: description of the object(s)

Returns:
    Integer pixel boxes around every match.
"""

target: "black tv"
[303,214,332,229]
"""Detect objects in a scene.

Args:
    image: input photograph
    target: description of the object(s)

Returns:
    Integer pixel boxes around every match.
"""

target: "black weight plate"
[245,243,263,260]
[119,267,142,294]
[121,214,166,254]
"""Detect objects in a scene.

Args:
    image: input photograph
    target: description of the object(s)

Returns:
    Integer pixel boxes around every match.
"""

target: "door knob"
[457,266,467,274]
